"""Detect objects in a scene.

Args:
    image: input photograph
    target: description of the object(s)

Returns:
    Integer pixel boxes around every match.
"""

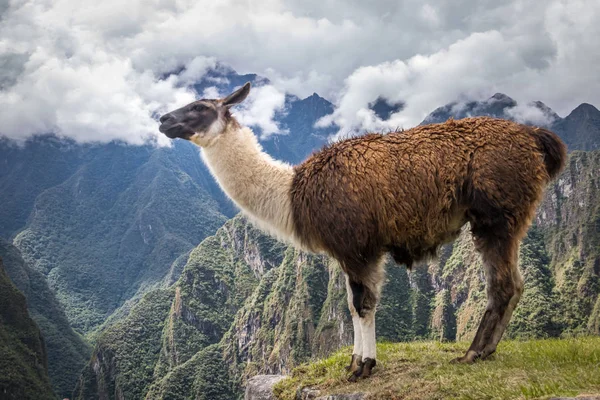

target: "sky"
[0,0,599,144]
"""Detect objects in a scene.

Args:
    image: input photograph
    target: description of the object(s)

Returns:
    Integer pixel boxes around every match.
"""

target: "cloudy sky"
[0,0,598,144]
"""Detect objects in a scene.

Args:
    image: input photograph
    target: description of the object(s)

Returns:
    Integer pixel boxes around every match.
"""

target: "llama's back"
[290,117,563,270]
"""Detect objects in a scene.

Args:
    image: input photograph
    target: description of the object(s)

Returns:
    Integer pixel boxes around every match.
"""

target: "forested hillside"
[0,239,90,397]
[0,258,56,400]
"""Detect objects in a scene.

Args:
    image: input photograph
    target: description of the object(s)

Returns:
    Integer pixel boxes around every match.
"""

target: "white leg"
[352,315,363,356]
[360,311,376,360]
[344,259,384,381]
[345,274,363,357]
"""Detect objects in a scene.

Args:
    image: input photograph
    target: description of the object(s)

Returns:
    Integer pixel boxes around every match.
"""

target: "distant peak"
[573,103,599,113]
[531,100,547,108]
[489,93,516,104]
[369,97,405,120]
[528,101,560,120]
[300,92,330,104]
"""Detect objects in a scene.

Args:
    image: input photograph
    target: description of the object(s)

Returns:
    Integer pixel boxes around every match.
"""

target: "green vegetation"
[75,215,286,399]
[145,344,237,400]
[9,140,227,334]
[73,288,175,400]
[0,239,91,398]
[0,259,55,400]
[274,337,600,400]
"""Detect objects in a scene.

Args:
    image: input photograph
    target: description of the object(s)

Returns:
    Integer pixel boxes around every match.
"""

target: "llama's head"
[159,82,251,147]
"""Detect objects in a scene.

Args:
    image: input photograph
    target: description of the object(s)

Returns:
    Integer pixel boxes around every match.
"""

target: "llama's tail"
[530,127,567,180]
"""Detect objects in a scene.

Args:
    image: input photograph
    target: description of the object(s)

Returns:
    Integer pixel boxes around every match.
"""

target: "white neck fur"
[199,125,296,243]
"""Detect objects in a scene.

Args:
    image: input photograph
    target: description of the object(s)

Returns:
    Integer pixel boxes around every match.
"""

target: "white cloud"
[201,86,222,100]
[319,30,537,135]
[176,57,217,86]
[234,85,287,139]
[505,103,557,127]
[0,0,598,144]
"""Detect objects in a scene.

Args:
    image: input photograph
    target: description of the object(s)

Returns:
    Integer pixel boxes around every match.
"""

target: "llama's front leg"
[345,275,363,373]
[346,276,381,382]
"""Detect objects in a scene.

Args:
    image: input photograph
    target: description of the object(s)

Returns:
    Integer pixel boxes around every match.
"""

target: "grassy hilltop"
[275,337,600,400]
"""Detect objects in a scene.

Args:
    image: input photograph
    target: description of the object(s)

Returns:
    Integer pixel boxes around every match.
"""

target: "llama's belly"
[387,219,465,268]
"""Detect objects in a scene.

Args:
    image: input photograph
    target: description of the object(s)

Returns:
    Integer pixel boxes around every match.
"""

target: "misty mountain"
[422,93,519,124]
[421,93,600,151]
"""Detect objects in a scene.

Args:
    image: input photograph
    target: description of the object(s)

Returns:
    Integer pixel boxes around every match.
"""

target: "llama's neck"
[201,125,296,242]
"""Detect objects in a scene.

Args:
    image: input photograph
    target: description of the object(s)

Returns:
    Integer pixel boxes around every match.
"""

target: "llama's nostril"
[160,114,172,123]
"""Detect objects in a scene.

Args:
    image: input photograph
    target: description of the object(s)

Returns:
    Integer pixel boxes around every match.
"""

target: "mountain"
[191,63,270,97]
[421,93,600,151]
[421,93,519,124]
[73,216,284,399]
[552,103,600,151]
[0,136,86,239]
[0,257,56,400]
[535,150,600,333]
[261,93,334,164]
[0,239,90,397]
[369,97,405,120]
[10,140,228,333]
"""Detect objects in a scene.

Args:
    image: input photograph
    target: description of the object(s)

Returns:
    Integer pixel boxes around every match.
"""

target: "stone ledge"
[245,375,287,400]
[297,386,366,400]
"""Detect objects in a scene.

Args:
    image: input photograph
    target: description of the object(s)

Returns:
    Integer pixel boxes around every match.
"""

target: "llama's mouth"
[159,122,194,139]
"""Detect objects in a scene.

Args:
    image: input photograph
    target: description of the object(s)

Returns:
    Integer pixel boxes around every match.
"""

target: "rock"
[296,387,321,399]
[245,375,287,400]
[296,387,366,400]
[549,397,600,400]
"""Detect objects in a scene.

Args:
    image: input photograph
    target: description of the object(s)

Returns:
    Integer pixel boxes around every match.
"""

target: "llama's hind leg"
[453,234,523,364]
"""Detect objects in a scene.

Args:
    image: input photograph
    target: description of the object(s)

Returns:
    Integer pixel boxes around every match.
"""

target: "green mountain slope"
[0,137,86,239]
[0,257,55,400]
[12,142,227,333]
[0,239,90,397]
[74,216,286,399]
[536,150,600,333]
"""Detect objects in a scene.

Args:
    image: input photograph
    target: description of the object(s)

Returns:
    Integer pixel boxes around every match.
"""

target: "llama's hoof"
[345,354,362,373]
[347,358,376,382]
[480,346,496,360]
[450,350,479,364]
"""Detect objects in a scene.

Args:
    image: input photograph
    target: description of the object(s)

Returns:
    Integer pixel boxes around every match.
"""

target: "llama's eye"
[192,104,207,112]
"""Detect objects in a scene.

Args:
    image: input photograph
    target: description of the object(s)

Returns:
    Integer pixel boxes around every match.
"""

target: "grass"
[274,337,600,400]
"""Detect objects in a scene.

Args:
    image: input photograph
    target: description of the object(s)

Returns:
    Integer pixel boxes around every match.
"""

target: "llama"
[159,82,567,381]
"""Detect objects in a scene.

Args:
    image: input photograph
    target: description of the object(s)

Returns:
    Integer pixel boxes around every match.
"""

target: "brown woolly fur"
[292,117,564,276]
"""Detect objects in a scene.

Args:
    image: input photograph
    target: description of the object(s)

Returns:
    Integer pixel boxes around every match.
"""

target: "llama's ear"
[223,82,251,107]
